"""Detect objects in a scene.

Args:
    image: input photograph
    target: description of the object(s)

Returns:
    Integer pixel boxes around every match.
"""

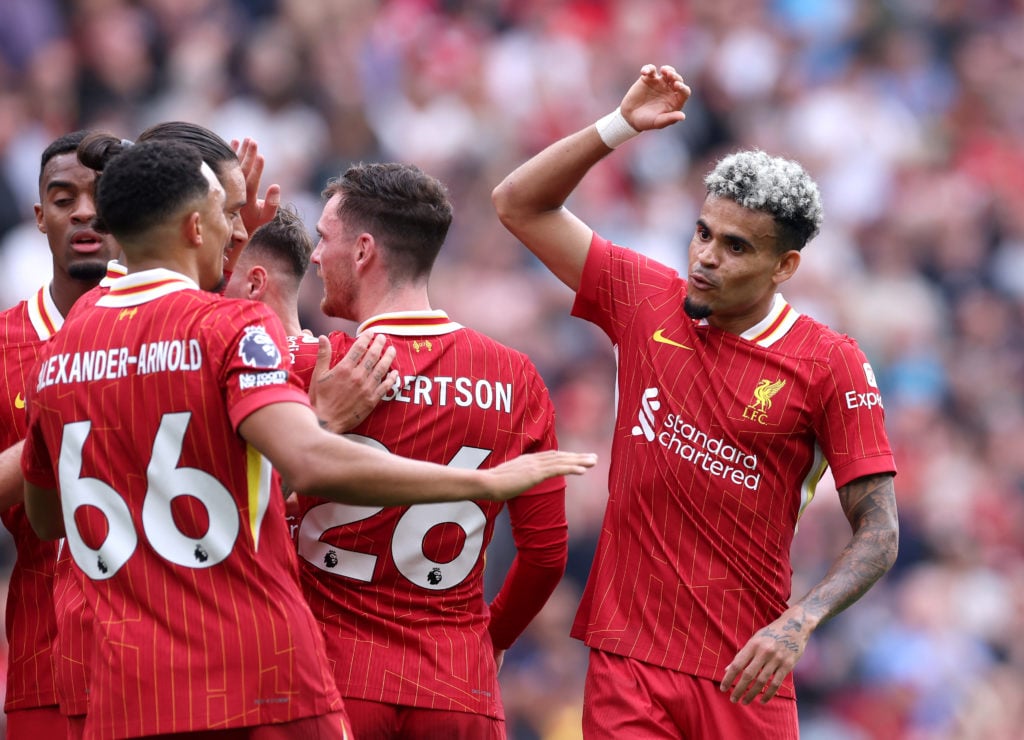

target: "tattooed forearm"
[795,473,898,627]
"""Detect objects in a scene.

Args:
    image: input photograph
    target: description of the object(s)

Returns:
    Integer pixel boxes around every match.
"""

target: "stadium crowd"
[1,0,1023,738]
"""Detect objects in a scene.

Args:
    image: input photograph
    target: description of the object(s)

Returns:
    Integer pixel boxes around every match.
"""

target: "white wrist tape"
[595,107,640,149]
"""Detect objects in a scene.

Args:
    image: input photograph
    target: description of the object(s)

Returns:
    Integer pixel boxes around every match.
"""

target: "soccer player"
[52,129,395,738]
[492,64,900,738]
[223,204,310,337]
[289,161,571,740]
[47,123,277,736]
[223,204,397,415]
[20,139,595,740]
[0,130,120,738]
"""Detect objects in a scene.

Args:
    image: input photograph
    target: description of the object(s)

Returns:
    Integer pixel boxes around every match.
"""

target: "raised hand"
[232,137,281,236]
[621,64,692,132]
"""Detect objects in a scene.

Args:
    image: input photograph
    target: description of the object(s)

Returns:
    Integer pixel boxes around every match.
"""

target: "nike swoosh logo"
[14,393,25,409]
[652,328,694,350]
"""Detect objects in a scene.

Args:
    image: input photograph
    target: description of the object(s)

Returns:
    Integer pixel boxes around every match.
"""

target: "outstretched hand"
[621,64,691,132]
[483,450,598,501]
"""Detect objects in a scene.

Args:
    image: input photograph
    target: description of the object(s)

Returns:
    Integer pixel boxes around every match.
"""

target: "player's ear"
[184,211,203,247]
[34,204,45,234]
[773,250,800,286]
[249,265,269,299]
[354,232,375,270]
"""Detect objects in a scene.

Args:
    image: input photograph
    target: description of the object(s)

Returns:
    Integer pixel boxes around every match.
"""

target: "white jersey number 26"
[297,435,490,591]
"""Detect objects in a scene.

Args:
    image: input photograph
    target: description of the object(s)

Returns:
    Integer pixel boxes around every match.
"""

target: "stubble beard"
[68,260,109,283]
[684,295,713,320]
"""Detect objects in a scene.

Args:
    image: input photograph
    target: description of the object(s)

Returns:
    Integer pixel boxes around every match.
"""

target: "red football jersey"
[21,269,342,738]
[293,311,566,719]
[284,332,321,389]
[47,259,130,718]
[570,235,897,698]
[0,285,63,713]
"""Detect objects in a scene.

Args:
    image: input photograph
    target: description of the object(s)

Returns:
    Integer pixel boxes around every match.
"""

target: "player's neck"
[356,285,431,324]
[49,274,101,318]
[270,298,303,336]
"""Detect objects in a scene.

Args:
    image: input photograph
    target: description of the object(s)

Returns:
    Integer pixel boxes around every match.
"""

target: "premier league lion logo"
[238,326,282,368]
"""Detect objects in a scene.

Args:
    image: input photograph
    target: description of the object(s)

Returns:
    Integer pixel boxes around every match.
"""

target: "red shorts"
[134,711,352,739]
[343,697,504,740]
[583,649,798,739]
[4,706,68,739]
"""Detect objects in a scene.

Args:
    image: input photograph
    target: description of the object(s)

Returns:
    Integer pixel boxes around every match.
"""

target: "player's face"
[220,259,251,299]
[35,152,120,283]
[312,194,359,320]
[218,163,248,264]
[685,195,799,334]
[197,163,232,292]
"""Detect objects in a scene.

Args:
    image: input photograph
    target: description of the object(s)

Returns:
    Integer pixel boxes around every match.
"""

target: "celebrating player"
[289,161,571,739]
[0,130,120,738]
[492,63,899,738]
[21,140,596,739]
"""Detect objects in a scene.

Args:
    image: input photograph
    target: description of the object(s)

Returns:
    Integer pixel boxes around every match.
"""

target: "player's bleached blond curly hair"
[704,150,824,251]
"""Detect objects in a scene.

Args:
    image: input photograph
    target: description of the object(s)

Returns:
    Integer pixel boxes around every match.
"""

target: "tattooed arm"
[719,472,899,705]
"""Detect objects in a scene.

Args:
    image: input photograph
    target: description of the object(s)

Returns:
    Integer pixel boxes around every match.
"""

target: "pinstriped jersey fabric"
[0,286,63,712]
[569,235,896,699]
[292,311,565,719]
[21,269,342,739]
[47,260,129,717]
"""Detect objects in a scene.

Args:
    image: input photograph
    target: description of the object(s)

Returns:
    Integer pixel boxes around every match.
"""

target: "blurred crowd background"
[2,0,1023,738]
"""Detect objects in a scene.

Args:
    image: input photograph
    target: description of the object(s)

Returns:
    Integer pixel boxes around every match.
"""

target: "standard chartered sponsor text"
[660,413,761,490]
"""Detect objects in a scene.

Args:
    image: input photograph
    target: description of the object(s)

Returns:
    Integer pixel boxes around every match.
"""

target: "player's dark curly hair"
[39,130,91,183]
[81,138,209,242]
[705,150,824,252]
[323,162,452,281]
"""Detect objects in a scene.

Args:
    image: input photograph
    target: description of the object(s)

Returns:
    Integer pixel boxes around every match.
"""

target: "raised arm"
[491,63,691,292]
[720,473,899,704]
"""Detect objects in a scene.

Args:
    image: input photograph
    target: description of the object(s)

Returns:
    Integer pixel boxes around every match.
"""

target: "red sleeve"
[486,487,568,650]
[815,336,897,488]
[21,397,55,489]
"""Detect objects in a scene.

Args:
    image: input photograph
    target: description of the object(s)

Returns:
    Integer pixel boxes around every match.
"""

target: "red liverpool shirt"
[570,234,896,699]
[294,311,567,719]
[21,269,342,738]
[0,285,63,713]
